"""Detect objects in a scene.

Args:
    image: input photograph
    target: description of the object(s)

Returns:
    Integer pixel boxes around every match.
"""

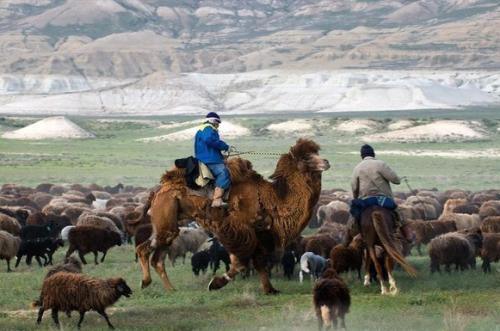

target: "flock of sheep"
[1,183,499,329]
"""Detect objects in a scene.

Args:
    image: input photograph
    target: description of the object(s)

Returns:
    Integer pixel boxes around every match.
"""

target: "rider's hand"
[228,146,237,153]
[400,176,408,181]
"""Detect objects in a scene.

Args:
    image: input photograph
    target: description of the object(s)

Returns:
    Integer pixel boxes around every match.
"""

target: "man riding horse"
[348,144,414,243]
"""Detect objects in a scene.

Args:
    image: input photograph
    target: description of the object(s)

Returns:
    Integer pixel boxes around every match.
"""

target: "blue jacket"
[194,123,229,164]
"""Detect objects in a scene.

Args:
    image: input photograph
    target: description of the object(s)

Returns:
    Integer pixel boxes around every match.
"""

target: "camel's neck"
[268,172,322,246]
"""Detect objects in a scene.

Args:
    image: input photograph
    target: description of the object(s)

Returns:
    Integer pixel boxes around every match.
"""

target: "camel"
[136,139,330,294]
[361,206,417,295]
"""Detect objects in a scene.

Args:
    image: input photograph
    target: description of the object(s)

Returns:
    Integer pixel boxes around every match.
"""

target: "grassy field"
[0,109,499,191]
[0,245,499,331]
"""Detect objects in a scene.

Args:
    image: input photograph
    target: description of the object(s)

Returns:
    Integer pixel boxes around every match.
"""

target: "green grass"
[0,110,499,191]
[0,246,499,331]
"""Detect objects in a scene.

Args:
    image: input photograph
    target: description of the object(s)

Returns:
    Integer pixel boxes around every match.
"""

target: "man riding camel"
[195,112,234,208]
[349,144,414,243]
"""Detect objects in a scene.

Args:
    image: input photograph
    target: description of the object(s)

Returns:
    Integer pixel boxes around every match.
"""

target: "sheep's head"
[113,278,132,298]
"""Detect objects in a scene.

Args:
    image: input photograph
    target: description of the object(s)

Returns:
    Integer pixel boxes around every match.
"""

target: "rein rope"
[227,150,283,158]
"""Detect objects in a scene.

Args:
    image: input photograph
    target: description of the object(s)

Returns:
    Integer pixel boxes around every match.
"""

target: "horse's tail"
[320,305,332,328]
[372,211,417,277]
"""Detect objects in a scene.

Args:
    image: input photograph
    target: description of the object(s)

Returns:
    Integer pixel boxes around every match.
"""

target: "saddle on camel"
[136,138,330,294]
[349,144,417,295]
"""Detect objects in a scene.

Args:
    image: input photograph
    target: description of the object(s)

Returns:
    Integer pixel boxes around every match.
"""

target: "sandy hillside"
[336,119,378,132]
[138,121,250,142]
[267,119,313,134]
[363,120,486,142]
[1,116,94,140]
[387,120,413,130]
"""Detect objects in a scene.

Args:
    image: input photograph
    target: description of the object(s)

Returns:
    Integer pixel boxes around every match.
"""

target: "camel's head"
[270,139,330,199]
[290,138,330,173]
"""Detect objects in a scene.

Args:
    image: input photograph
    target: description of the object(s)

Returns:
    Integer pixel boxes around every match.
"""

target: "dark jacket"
[194,123,229,164]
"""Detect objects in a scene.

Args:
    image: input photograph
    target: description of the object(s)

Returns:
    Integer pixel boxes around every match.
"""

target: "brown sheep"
[428,229,482,273]
[316,221,347,241]
[480,216,500,233]
[304,234,341,258]
[45,256,83,279]
[0,230,21,272]
[0,213,22,235]
[34,272,132,329]
[407,219,457,255]
[329,235,364,279]
[66,226,122,265]
[61,206,92,224]
[439,213,481,230]
[29,192,54,209]
[313,268,351,330]
[479,200,500,219]
[481,233,500,273]
[76,213,122,236]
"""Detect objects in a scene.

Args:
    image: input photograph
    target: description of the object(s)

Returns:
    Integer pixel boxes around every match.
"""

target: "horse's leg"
[363,249,371,286]
[208,254,243,291]
[136,239,153,289]
[151,245,175,291]
[368,247,388,295]
[385,256,398,295]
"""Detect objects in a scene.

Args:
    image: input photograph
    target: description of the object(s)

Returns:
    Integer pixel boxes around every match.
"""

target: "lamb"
[66,226,122,265]
[480,216,500,233]
[299,252,328,282]
[0,230,21,272]
[0,213,21,235]
[34,272,132,329]
[313,268,351,331]
[45,256,83,279]
[407,219,457,255]
[329,234,364,279]
[191,250,210,276]
[428,229,482,273]
[480,233,500,273]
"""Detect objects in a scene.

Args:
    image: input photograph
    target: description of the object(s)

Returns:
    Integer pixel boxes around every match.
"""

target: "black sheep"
[191,250,210,276]
[15,238,64,267]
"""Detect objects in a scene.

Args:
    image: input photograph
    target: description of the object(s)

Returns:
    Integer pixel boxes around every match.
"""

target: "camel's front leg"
[208,254,243,291]
[253,252,279,295]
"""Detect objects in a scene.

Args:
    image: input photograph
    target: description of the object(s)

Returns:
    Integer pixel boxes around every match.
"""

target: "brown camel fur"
[360,206,417,295]
[136,139,330,294]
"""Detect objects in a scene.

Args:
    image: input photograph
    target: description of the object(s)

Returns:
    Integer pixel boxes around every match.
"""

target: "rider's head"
[360,144,375,159]
[206,112,221,128]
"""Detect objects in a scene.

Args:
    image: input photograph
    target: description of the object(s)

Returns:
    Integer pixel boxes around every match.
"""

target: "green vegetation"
[0,110,498,191]
[0,245,499,331]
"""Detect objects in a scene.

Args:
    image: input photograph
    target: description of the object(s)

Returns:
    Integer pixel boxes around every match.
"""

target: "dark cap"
[360,144,375,158]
